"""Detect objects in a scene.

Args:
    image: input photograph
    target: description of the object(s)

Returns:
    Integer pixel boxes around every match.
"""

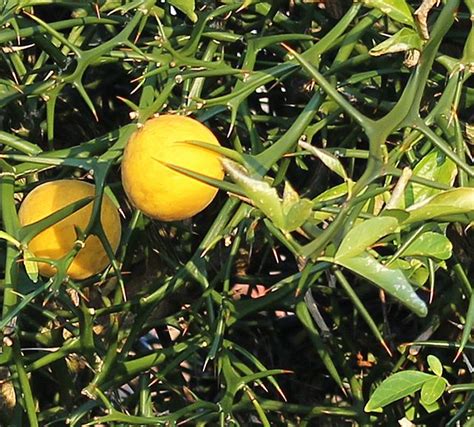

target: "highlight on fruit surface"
[18,180,122,280]
[121,114,224,221]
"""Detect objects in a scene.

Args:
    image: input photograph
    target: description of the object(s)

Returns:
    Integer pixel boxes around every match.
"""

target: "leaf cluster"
[0,0,473,425]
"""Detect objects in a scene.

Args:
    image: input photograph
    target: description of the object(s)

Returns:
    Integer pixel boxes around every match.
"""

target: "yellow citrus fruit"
[121,114,224,221]
[18,180,121,280]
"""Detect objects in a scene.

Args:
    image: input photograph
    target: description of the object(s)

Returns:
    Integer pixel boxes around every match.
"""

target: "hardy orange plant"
[0,0,473,426]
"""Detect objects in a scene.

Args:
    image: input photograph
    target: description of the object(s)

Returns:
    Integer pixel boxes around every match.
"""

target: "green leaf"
[404,188,474,224]
[407,150,457,207]
[23,248,39,283]
[282,181,300,215]
[168,0,197,22]
[335,216,399,259]
[335,253,428,317]
[427,355,443,377]
[420,398,441,413]
[390,258,411,270]
[365,371,434,412]
[403,232,452,260]
[282,182,313,231]
[420,376,447,405]
[222,159,285,229]
[285,199,313,232]
[392,258,430,287]
[370,28,422,57]
[299,141,348,181]
[362,0,416,27]
[313,182,349,202]
[381,209,410,223]
[407,259,429,287]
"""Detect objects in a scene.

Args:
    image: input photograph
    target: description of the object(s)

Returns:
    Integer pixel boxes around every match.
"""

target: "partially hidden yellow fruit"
[121,114,224,221]
[18,180,121,280]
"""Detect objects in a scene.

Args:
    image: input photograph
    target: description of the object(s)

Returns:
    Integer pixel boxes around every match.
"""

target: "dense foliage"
[0,0,473,425]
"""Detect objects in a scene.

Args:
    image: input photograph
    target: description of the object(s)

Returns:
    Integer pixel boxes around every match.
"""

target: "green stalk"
[13,340,38,427]
[0,170,21,318]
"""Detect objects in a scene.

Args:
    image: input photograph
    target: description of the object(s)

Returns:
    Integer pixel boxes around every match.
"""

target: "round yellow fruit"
[18,180,121,280]
[121,114,224,221]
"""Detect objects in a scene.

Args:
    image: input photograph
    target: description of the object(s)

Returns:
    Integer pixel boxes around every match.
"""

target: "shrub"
[0,0,472,425]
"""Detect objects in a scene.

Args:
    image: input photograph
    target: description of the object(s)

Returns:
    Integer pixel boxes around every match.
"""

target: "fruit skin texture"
[121,114,224,221]
[18,180,121,280]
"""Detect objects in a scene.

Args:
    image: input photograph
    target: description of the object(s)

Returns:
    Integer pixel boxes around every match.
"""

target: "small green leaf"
[223,159,285,229]
[335,253,428,317]
[299,141,348,181]
[407,259,429,287]
[391,258,411,270]
[370,28,422,56]
[420,376,447,405]
[365,371,434,412]
[420,398,440,413]
[23,248,39,283]
[427,355,443,377]
[281,182,313,231]
[406,150,457,207]
[381,209,410,223]
[282,181,300,215]
[392,259,430,287]
[168,0,197,22]
[335,216,399,259]
[313,182,349,202]
[403,232,452,260]
[285,199,313,232]
[362,0,416,27]
[404,188,474,224]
